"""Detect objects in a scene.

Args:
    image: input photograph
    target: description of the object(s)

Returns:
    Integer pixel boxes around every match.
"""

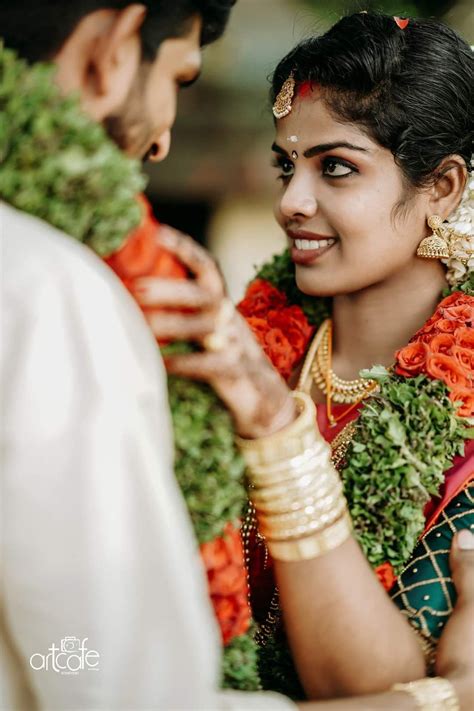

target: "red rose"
[426,353,468,390]
[375,562,396,591]
[449,387,474,418]
[267,306,314,360]
[429,333,455,355]
[455,327,474,350]
[238,279,287,318]
[264,328,294,379]
[395,341,428,376]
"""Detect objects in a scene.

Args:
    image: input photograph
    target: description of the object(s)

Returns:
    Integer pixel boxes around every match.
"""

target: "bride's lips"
[287,229,338,265]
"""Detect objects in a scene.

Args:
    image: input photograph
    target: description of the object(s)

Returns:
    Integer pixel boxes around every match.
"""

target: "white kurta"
[0,203,294,711]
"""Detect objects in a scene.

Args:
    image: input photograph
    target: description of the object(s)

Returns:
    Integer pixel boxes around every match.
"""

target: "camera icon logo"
[61,637,81,653]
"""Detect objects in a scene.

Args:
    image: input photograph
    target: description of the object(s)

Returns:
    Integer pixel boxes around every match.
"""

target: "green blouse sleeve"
[390,482,474,654]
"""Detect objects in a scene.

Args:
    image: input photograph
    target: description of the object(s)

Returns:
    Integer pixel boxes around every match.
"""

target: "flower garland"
[239,253,473,578]
[0,46,260,691]
[3,43,474,696]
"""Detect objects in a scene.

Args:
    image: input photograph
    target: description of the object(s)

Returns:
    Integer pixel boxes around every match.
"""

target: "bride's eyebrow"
[271,141,370,158]
[303,142,370,158]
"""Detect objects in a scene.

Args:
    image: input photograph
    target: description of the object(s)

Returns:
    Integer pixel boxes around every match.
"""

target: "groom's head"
[2,2,235,161]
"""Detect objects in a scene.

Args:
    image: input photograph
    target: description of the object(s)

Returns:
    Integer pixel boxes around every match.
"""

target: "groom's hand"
[132,226,296,439]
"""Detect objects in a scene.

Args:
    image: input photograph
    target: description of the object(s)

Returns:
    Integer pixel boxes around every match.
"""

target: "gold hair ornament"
[273,72,296,119]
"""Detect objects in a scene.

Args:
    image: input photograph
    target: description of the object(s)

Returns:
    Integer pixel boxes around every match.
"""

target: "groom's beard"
[103,64,155,161]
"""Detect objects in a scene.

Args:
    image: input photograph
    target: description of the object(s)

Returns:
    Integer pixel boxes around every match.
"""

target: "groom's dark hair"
[1,0,236,63]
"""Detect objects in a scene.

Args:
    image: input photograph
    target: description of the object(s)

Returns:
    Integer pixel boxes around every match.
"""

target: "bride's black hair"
[271,12,473,188]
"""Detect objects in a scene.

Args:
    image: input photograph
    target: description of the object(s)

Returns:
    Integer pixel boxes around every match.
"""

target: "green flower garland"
[255,251,472,572]
[0,44,145,256]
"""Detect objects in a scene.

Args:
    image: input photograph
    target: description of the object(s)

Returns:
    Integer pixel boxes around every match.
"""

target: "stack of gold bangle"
[236,391,352,562]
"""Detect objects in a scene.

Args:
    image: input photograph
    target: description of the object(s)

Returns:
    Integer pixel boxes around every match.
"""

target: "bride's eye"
[272,157,294,181]
[322,158,357,178]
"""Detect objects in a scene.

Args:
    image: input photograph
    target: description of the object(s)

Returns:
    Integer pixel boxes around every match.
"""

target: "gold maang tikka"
[417,214,451,259]
[273,72,296,119]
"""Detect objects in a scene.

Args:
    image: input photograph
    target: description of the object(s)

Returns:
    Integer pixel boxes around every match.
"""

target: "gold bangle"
[250,467,337,506]
[392,678,459,711]
[260,496,348,541]
[236,391,318,466]
[267,512,352,562]
[258,482,344,529]
[250,442,331,487]
[253,482,339,515]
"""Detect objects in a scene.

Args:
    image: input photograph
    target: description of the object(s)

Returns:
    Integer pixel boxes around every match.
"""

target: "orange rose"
[436,318,460,333]
[375,562,396,591]
[213,593,250,645]
[452,346,474,377]
[200,523,251,645]
[264,328,294,379]
[426,353,468,390]
[105,195,186,288]
[455,327,474,350]
[429,333,455,355]
[439,292,472,308]
[395,341,427,376]
[441,303,474,324]
[449,387,474,418]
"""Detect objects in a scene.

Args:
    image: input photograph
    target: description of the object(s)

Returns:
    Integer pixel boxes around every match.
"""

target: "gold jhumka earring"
[417,215,451,259]
[272,72,296,119]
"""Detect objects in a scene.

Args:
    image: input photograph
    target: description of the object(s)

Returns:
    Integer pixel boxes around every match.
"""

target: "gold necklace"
[311,320,377,404]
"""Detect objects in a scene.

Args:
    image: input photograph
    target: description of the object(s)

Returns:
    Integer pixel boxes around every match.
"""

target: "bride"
[135,11,473,705]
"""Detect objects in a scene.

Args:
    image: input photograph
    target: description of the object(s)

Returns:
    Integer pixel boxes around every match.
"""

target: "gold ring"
[202,298,234,352]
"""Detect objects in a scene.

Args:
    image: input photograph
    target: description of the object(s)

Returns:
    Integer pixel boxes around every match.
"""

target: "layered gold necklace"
[298,319,378,426]
[311,320,377,403]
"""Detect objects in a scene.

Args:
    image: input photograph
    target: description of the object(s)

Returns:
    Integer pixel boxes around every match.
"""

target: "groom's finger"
[156,226,224,298]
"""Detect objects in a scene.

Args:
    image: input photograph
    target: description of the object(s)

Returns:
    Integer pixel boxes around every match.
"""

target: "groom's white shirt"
[0,202,294,711]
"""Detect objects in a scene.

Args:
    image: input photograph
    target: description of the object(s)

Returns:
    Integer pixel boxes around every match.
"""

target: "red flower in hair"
[393,16,409,29]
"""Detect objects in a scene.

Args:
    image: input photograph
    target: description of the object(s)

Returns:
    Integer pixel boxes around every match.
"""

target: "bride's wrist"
[248,393,297,439]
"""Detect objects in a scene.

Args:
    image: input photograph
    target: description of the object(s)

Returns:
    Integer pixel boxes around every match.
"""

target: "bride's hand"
[132,226,296,439]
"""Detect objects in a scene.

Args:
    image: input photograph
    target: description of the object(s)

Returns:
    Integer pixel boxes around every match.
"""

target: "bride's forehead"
[274,99,365,145]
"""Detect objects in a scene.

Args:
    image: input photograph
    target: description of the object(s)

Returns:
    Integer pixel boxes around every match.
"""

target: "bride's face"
[272,92,431,297]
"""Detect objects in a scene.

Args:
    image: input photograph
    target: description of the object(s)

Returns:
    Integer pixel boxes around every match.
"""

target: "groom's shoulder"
[1,201,124,299]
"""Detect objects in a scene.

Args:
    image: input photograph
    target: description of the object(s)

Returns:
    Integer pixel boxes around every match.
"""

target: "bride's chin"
[295,269,339,299]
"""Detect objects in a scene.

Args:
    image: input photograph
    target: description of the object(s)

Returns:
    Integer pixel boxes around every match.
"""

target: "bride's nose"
[279,176,317,219]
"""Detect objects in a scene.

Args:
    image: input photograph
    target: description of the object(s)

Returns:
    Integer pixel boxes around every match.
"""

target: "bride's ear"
[426,155,468,221]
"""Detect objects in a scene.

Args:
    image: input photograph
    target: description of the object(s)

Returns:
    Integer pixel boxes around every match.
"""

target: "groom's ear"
[53,4,147,121]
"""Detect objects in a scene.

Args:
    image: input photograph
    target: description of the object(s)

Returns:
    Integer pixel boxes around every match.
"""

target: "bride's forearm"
[275,537,425,699]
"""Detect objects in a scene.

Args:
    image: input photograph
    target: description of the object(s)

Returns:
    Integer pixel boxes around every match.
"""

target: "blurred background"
[145,0,474,301]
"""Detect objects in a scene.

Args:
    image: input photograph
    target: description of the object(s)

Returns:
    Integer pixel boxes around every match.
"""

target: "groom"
[1,3,473,711]
[1,3,293,710]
